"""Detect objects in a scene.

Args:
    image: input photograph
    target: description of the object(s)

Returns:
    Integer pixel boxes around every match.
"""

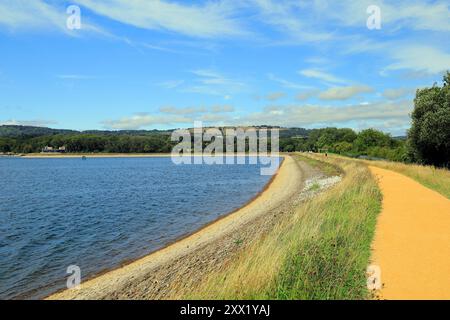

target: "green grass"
[293,153,342,176]
[178,154,381,300]
[308,182,321,192]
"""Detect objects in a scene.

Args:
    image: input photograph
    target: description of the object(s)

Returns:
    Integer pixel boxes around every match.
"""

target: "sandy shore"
[47,155,317,300]
[370,166,450,299]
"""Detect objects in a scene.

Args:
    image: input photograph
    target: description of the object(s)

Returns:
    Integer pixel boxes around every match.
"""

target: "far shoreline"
[19,152,281,159]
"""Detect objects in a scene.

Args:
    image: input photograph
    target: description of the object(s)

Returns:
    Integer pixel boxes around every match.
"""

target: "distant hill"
[0,125,311,139]
[0,125,173,138]
[0,125,78,138]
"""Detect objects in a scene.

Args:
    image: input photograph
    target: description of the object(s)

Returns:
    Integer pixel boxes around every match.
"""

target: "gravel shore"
[47,155,330,300]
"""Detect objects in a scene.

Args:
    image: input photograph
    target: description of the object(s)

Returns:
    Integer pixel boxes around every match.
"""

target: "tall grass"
[180,154,381,300]
[361,160,450,199]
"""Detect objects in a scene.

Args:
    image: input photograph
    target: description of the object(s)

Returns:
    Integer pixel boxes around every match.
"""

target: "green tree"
[332,141,353,154]
[353,129,393,153]
[408,72,450,167]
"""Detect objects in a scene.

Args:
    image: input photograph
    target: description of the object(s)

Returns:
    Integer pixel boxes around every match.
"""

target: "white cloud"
[159,106,206,115]
[385,45,450,75]
[157,80,185,89]
[0,0,65,31]
[57,74,97,80]
[211,105,235,113]
[103,104,235,129]
[299,69,347,84]
[240,100,413,128]
[183,69,246,95]
[191,69,243,86]
[102,99,414,134]
[296,90,319,101]
[251,0,333,42]
[102,113,192,129]
[266,92,286,101]
[74,0,247,38]
[318,85,374,101]
[159,105,234,115]
[0,119,57,127]
[382,87,414,100]
[322,0,450,33]
[0,0,107,37]
[267,73,311,90]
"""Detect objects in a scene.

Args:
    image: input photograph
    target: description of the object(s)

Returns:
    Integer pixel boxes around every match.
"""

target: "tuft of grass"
[308,182,321,192]
[180,154,381,300]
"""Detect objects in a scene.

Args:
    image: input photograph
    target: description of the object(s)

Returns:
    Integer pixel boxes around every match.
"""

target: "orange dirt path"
[369,166,450,300]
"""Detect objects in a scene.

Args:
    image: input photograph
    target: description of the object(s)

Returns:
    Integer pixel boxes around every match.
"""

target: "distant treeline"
[0,125,405,161]
[280,127,407,162]
[0,133,175,154]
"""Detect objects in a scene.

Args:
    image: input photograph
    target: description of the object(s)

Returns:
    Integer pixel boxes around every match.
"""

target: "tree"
[332,141,353,154]
[353,129,393,152]
[408,72,450,167]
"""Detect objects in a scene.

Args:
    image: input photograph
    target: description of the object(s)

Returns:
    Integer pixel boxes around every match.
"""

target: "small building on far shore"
[42,146,66,153]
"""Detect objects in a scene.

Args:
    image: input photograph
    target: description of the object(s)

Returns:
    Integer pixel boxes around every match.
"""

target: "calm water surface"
[0,157,274,299]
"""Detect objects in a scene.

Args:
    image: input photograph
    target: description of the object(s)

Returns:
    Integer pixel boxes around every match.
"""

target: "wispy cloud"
[74,0,248,38]
[240,100,413,129]
[296,90,320,101]
[0,0,65,31]
[57,74,97,80]
[158,80,185,89]
[318,85,374,101]
[0,119,57,127]
[324,0,450,33]
[102,113,191,130]
[103,104,235,129]
[252,0,333,42]
[299,69,347,84]
[183,69,246,95]
[382,87,415,100]
[267,73,311,90]
[0,0,108,37]
[384,45,450,75]
[159,105,234,115]
[265,92,286,101]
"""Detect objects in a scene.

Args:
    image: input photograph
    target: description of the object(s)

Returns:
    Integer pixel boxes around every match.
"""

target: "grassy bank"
[360,160,450,199]
[180,153,381,300]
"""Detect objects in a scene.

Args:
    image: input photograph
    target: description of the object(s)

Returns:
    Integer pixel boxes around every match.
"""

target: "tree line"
[0,127,405,161]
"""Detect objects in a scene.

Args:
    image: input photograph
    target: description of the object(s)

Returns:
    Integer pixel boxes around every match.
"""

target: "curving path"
[369,166,450,300]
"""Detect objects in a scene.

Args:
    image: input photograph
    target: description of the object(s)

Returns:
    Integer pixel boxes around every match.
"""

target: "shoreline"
[20,153,279,159]
[21,153,173,158]
[46,155,305,300]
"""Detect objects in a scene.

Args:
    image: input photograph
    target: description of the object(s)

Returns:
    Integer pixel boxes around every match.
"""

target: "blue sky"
[0,0,449,135]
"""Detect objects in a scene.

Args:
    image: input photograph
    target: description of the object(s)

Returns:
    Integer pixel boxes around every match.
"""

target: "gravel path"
[370,166,450,299]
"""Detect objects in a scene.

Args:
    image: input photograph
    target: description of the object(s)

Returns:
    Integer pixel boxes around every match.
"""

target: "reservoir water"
[0,157,274,299]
